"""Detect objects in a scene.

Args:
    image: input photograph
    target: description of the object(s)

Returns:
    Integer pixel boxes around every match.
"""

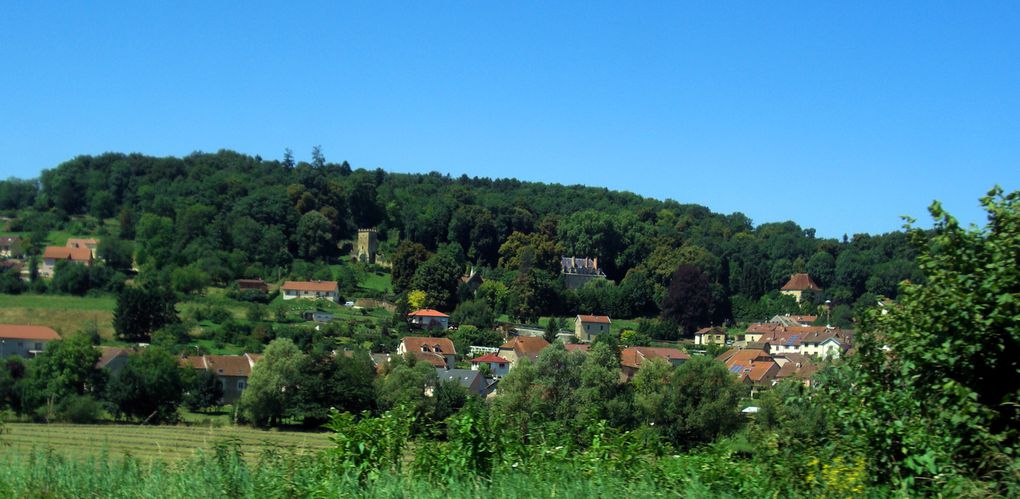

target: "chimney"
[593,257,599,270]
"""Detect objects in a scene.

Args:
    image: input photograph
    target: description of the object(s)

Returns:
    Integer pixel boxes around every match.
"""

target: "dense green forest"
[0,149,919,328]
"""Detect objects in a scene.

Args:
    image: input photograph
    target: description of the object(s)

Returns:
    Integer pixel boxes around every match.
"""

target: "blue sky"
[1,2,1017,238]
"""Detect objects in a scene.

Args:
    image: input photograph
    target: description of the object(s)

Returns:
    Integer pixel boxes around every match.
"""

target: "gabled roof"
[42,246,92,262]
[409,309,449,318]
[282,280,338,292]
[470,353,508,364]
[205,355,254,377]
[564,343,590,353]
[236,279,268,290]
[401,336,457,355]
[436,368,482,389]
[695,326,727,336]
[0,324,61,341]
[499,336,550,361]
[781,273,822,291]
[96,346,136,368]
[577,315,611,324]
[621,346,690,369]
[413,351,448,367]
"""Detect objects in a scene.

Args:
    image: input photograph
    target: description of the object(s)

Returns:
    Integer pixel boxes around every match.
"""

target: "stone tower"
[356,229,378,264]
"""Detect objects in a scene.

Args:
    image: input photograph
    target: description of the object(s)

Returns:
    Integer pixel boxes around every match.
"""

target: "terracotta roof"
[781,273,822,291]
[282,280,338,292]
[500,336,550,358]
[719,348,779,384]
[179,355,207,369]
[42,246,93,262]
[0,324,61,341]
[413,351,448,367]
[408,309,449,318]
[577,315,611,324]
[205,355,254,377]
[620,347,690,369]
[695,327,727,336]
[745,323,783,334]
[788,315,818,323]
[470,353,508,364]
[564,344,590,353]
[401,336,457,355]
[236,279,268,290]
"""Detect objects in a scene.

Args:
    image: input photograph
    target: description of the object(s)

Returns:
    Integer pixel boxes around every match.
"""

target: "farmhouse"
[469,353,510,377]
[180,353,261,404]
[459,268,484,295]
[407,309,450,330]
[40,246,93,277]
[575,314,611,343]
[66,238,100,258]
[780,273,822,303]
[397,336,457,368]
[0,324,61,358]
[281,281,339,302]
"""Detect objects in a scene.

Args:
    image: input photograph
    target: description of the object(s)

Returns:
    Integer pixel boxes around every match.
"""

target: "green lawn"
[0,293,116,311]
[0,293,117,339]
[0,423,332,463]
[358,272,392,293]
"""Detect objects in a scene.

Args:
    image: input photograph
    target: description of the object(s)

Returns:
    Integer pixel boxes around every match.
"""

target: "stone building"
[356,229,378,264]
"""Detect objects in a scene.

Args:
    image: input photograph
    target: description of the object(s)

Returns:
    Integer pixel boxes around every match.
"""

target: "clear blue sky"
[1,2,1017,238]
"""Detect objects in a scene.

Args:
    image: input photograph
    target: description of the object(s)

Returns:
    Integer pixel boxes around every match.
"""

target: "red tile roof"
[0,324,61,341]
[66,238,99,248]
[577,315,611,324]
[781,273,822,291]
[413,351,448,367]
[470,353,508,364]
[408,309,449,318]
[500,336,550,361]
[620,346,690,369]
[564,344,590,353]
[401,336,457,355]
[179,354,259,377]
[282,280,338,292]
[42,246,93,262]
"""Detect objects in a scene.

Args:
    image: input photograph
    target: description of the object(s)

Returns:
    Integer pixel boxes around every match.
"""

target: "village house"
[694,326,728,346]
[756,326,851,359]
[773,353,819,387]
[459,268,484,295]
[66,238,100,258]
[41,245,93,277]
[397,336,457,368]
[742,322,782,343]
[561,256,607,290]
[180,353,261,404]
[281,280,339,302]
[469,353,510,377]
[0,324,61,358]
[575,314,611,343]
[620,346,690,381]
[564,343,590,354]
[407,309,450,330]
[780,273,822,303]
[717,348,781,391]
[0,236,24,258]
[498,336,550,367]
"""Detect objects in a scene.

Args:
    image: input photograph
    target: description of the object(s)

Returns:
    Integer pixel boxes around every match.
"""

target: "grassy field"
[0,294,116,339]
[0,423,332,463]
[358,271,392,293]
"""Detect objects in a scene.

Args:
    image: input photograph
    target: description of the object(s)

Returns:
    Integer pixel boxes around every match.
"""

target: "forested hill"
[0,149,919,325]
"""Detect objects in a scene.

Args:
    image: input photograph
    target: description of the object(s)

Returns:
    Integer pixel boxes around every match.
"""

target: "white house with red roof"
[0,324,61,358]
[281,281,339,302]
[397,336,457,368]
[41,246,93,277]
[407,309,450,330]
[469,353,510,377]
[575,314,611,342]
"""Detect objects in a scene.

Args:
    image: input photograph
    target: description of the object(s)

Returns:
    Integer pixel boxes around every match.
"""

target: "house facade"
[469,353,510,377]
[575,315,611,343]
[397,337,457,368]
[0,324,61,358]
[408,309,450,329]
[41,246,93,277]
[780,273,822,303]
[620,346,690,381]
[694,327,727,345]
[281,281,339,302]
[497,336,550,367]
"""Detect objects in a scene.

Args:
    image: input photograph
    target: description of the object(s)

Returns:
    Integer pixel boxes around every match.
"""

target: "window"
[238,380,246,390]
[34,343,42,350]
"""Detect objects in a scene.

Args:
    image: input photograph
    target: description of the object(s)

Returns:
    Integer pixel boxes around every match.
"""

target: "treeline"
[1,149,920,326]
